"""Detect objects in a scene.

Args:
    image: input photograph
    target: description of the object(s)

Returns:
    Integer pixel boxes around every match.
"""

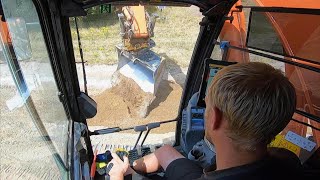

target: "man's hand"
[107,153,134,180]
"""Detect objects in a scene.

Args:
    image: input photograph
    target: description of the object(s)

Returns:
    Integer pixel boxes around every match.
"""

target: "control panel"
[181,93,205,153]
[181,59,236,155]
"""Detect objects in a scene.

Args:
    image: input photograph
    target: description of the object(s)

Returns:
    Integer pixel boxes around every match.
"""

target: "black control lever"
[133,125,147,150]
[91,127,121,135]
[89,120,175,136]
[140,122,160,147]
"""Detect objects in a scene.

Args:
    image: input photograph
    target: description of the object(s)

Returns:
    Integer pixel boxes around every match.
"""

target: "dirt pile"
[87,78,183,133]
[111,73,154,118]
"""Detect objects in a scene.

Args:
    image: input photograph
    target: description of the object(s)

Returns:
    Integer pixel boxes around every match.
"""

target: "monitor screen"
[197,59,237,107]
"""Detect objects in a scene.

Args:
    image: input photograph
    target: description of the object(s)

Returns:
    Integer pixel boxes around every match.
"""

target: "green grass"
[70,6,203,67]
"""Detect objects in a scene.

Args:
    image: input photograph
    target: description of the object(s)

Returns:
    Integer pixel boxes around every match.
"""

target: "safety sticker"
[269,134,300,156]
[285,131,316,152]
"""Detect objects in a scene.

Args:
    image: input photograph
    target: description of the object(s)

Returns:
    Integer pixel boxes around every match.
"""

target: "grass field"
[69,6,203,67]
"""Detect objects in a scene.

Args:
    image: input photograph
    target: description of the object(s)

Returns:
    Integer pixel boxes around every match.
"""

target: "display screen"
[197,59,237,107]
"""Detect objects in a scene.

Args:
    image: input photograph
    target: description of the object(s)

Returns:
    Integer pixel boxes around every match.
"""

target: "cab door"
[0,0,72,179]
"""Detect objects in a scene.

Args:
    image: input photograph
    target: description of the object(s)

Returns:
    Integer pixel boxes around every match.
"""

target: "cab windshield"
[70,4,203,147]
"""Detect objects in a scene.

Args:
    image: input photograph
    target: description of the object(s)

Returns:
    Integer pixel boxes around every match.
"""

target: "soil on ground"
[87,79,183,134]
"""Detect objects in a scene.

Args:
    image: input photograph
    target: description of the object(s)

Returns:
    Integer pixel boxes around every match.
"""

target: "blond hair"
[207,62,296,150]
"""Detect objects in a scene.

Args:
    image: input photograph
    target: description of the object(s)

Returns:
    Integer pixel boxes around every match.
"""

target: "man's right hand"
[107,153,135,179]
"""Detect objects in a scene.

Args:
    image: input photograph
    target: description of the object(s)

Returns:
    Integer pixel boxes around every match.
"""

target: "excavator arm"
[113,5,165,118]
[118,5,157,51]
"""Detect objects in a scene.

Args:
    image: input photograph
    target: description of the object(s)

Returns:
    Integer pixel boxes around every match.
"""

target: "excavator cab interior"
[0,0,319,179]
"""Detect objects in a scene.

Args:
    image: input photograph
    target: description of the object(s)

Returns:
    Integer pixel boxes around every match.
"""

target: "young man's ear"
[210,107,223,130]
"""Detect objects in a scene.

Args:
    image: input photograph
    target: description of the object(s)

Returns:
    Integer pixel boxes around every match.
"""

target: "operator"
[106,62,302,179]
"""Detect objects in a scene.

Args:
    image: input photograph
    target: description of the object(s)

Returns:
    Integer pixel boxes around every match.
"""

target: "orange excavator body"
[254,0,320,146]
[0,17,12,44]
[220,0,320,152]
[219,1,249,63]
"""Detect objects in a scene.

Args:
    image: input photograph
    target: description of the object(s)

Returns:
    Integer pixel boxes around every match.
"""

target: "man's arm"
[107,145,185,179]
[133,144,185,173]
[108,145,184,180]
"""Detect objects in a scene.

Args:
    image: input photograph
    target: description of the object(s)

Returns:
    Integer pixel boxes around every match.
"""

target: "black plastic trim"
[176,0,238,146]
[295,110,320,124]
[45,0,94,174]
[80,0,208,11]
[245,10,252,49]
[247,46,320,66]
[90,119,177,135]
[32,0,72,173]
[291,118,320,132]
[217,43,320,73]
[242,6,320,15]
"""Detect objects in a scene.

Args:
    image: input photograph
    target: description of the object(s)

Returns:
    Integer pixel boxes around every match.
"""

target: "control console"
[181,59,237,167]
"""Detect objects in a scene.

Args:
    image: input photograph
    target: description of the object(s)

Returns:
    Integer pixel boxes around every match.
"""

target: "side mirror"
[77,92,97,119]
[6,17,32,61]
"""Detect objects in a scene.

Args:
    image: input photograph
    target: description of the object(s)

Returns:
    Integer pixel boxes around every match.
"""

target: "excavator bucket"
[115,46,166,95]
[112,45,166,118]
[111,5,165,118]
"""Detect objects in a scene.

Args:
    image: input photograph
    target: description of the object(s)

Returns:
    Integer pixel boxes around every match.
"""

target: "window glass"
[246,9,320,119]
[248,52,320,163]
[212,1,320,118]
[247,11,320,62]
[246,11,284,55]
[210,46,320,163]
[210,44,223,60]
[210,0,320,163]
[70,5,202,148]
[0,34,62,179]
[1,0,70,176]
